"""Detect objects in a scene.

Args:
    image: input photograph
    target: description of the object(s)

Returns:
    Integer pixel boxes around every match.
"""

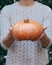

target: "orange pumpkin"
[12,19,43,41]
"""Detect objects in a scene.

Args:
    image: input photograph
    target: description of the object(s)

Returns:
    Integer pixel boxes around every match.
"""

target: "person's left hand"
[39,27,47,39]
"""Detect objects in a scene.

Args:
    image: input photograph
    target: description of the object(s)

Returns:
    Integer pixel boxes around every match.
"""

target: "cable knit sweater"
[0,1,52,65]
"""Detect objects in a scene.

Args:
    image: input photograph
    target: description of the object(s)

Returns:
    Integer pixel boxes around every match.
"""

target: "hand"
[9,27,14,38]
[9,27,13,34]
[39,27,47,39]
[38,27,51,48]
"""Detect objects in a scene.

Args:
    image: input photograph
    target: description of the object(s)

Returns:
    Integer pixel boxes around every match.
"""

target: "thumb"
[10,27,12,31]
[9,27,13,34]
[43,27,47,31]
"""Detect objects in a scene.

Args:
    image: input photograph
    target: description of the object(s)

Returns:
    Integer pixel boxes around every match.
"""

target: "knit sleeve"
[42,6,52,49]
[0,6,11,50]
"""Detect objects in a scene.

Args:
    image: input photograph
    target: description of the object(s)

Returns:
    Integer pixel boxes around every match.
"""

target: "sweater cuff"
[0,41,9,50]
[38,40,52,49]
[46,40,52,49]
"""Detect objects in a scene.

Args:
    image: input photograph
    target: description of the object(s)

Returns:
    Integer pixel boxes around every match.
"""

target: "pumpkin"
[11,19,43,41]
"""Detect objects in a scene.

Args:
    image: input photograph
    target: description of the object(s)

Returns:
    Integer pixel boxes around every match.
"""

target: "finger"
[10,27,12,31]
[43,27,47,31]
[39,33,45,39]
[9,27,13,34]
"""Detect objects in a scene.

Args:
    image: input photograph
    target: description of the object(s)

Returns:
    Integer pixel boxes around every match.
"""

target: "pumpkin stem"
[24,19,29,23]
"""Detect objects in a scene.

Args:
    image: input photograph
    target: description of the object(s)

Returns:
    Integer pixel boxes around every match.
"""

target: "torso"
[5,1,49,65]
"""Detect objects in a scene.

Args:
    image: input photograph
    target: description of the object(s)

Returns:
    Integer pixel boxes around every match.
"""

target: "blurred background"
[0,0,52,65]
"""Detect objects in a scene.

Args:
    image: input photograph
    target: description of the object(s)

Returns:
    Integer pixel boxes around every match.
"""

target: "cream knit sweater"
[0,1,52,65]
